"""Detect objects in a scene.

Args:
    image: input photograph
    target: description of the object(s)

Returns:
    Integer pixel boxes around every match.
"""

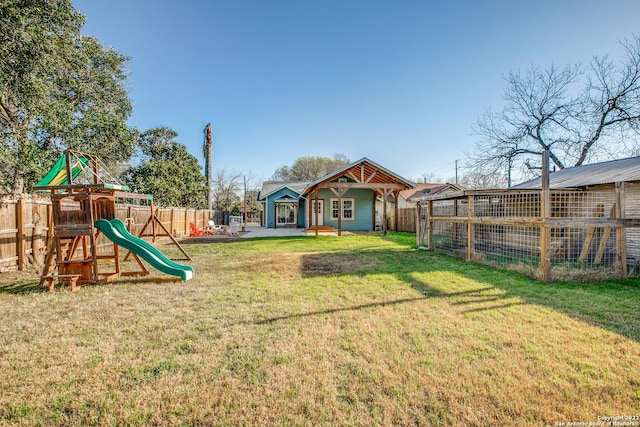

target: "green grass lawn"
[1,232,639,426]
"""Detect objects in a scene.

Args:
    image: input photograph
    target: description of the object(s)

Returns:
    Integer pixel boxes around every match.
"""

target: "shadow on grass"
[294,247,640,342]
[254,297,426,324]
[0,274,183,295]
[113,276,182,285]
[3,233,640,342]
[0,279,45,295]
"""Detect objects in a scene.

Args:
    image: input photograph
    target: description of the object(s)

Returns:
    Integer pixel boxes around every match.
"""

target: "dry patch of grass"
[1,233,639,425]
[235,251,382,279]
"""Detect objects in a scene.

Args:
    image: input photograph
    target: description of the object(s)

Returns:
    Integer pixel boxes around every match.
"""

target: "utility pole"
[455,159,458,184]
[203,123,213,210]
[243,174,247,231]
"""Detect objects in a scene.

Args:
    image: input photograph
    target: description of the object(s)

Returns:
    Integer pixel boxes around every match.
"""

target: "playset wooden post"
[36,150,190,291]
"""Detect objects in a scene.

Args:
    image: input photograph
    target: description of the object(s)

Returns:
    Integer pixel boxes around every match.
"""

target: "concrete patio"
[239,226,339,238]
[239,226,307,238]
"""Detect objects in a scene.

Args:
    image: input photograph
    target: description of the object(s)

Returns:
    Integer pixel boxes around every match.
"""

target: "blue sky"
[73,0,640,183]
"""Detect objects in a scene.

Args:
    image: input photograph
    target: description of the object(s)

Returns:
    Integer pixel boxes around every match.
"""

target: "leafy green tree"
[272,154,350,181]
[0,0,136,193]
[123,127,207,208]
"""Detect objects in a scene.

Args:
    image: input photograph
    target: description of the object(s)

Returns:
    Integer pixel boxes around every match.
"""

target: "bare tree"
[410,171,443,184]
[458,168,508,190]
[212,169,242,212]
[466,35,640,186]
[241,170,263,219]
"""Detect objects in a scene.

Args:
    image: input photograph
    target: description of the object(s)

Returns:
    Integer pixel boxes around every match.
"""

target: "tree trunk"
[13,169,25,195]
[204,123,213,210]
[32,211,44,266]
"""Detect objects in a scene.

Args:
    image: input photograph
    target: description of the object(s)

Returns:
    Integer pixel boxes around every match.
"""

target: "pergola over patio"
[303,158,415,236]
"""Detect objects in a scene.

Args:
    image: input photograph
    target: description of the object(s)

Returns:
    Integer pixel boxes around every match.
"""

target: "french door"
[311,200,323,226]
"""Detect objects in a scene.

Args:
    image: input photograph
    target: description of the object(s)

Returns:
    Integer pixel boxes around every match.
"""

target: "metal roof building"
[512,156,640,189]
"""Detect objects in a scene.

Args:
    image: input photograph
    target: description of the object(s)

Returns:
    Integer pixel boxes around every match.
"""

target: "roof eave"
[302,157,416,194]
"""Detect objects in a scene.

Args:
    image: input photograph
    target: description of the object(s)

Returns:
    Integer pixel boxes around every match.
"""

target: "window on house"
[330,198,355,220]
[343,199,353,219]
[332,199,340,219]
[277,203,296,224]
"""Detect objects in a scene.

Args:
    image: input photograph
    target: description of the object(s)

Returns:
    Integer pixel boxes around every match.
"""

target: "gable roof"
[303,157,415,194]
[398,183,443,201]
[512,156,640,189]
[385,183,466,203]
[431,183,466,195]
[257,181,309,201]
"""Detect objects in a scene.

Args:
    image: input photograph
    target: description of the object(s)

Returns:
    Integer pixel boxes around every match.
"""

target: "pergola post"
[394,190,399,232]
[337,194,342,236]
[382,189,388,236]
[300,159,414,236]
[315,190,319,237]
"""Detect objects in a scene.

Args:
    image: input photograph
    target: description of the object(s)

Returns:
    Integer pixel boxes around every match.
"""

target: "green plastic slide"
[108,218,193,275]
[95,218,193,281]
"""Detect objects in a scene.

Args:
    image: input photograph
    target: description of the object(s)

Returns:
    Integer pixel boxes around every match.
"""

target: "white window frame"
[276,202,296,224]
[330,198,355,220]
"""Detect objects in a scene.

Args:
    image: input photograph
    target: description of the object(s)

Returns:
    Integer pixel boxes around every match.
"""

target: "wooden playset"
[35,150,193,291]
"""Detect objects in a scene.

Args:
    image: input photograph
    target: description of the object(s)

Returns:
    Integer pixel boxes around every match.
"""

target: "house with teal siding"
[257,181,308,228]
[258,158,415,235]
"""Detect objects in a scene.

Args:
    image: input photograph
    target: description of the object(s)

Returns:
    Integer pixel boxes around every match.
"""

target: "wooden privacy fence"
[0,194,216,271]
[417,182,640,282]
[386,207,417,232]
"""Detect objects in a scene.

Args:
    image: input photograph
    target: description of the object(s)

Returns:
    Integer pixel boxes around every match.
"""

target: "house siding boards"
[316,187,375,231]
[257,180,308,228]
[261,186,304,228]
[258,158,415,231]
[261,186,375,230]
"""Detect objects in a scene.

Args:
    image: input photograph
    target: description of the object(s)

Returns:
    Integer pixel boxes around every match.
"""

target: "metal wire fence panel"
[473,224,540,266]
[551,190,616,218]
[432,200,456,217]
[547,226,617,278]
[474,192,540,218]
[420,184,640,281]
[431,220,467,259]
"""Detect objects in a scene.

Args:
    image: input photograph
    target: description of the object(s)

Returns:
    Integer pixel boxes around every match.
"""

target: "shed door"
[311,200,323,226]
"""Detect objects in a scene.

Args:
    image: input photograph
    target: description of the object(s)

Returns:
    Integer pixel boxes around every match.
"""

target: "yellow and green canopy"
[35,154,91,187]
